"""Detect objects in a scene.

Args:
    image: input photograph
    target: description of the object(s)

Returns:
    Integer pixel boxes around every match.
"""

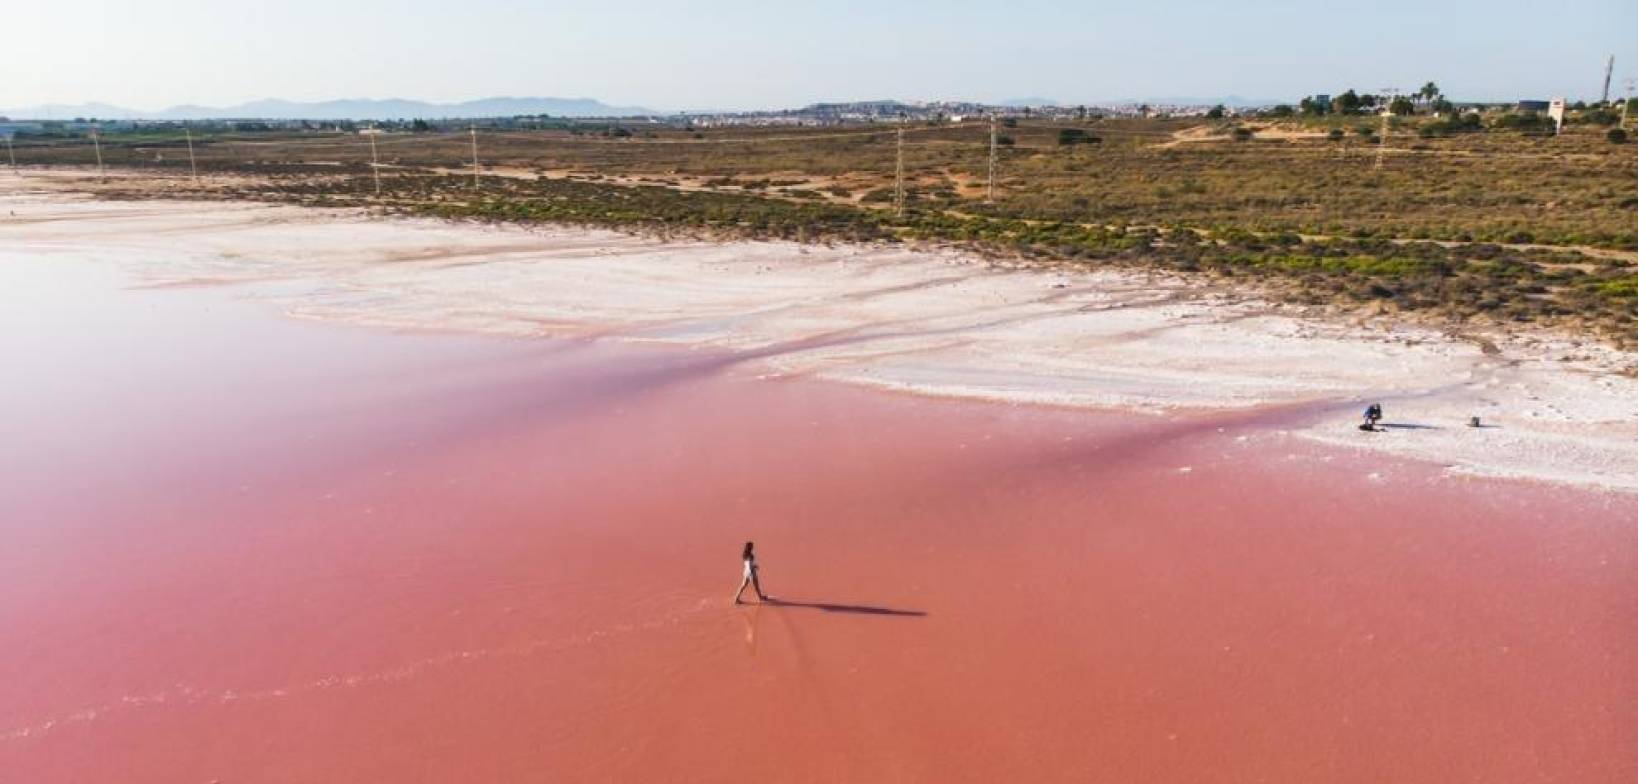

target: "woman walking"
[734,541,769,604]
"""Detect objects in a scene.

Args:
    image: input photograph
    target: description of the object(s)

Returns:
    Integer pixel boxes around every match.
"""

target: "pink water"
[1,255,1634,782]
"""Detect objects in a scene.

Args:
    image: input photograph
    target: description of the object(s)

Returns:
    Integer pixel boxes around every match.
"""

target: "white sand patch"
[4,189,1635,491]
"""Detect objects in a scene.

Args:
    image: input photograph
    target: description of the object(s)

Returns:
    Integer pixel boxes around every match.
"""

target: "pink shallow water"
[0,255,1634,783]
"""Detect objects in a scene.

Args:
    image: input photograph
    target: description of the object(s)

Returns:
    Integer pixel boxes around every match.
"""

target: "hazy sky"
[9,0,1636,110]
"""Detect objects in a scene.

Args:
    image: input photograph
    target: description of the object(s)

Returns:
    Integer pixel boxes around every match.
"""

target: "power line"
[43,111,1615,200]
[242,122,1180,171]
[492,124,956,146]
[503,123,1178,147]
[469,120,1110,148]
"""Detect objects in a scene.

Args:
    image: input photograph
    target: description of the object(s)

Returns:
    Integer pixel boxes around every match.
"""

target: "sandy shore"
[4,182,1635,491]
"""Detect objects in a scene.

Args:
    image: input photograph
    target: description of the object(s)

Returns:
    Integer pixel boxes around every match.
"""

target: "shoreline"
[4,182,1636,492]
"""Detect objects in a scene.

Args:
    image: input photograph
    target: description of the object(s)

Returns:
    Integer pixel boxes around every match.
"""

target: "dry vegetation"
[18,116,1637,344]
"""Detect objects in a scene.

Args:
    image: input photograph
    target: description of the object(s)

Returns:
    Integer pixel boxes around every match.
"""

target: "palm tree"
[1418,82,1441,107]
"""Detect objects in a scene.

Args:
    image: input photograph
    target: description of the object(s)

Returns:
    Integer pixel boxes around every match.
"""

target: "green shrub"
[1057,128,1101,146]
[1492,112,1549,132]
[1575,109,1620,126]
[1595,276,1638,297]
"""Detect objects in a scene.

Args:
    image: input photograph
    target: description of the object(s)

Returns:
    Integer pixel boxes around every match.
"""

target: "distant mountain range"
[0,96,657,121]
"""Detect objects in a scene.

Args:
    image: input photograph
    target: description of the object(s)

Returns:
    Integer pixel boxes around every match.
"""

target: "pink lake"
[0,253,1634,782]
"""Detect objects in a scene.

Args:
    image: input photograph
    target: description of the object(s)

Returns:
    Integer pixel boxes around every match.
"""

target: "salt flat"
[5,186,1635,491]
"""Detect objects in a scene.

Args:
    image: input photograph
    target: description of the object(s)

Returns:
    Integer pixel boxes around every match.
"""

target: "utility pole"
[184,127,198,183]
[894,124,905,218]
[1623,78,1635,129]
[90,128,104,180]
[1374,88,1397,171]
[1374,111,1389,170]
[5,135,15,175]
[987,114,997,204]
[469,124,480,189]
[366,127,382,196]
[1602,55,1614,104]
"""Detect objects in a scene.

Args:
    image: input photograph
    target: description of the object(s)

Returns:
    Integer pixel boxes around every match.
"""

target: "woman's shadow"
[761,597,927,617]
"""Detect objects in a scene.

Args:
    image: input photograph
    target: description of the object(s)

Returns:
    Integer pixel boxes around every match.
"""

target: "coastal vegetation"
[17,110,1636,343]
[183,169,1635,345]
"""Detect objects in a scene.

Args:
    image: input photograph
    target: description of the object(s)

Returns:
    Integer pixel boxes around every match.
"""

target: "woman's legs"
[734,575,752,604]
[750,569,767,601]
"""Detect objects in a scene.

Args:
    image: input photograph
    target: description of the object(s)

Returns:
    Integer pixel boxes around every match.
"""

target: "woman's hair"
[742,541,755,560]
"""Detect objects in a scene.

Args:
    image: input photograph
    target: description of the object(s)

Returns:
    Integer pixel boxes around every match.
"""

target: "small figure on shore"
[1361,403,1383,431]
[1468,416,1482,428]
[734,541,769,604]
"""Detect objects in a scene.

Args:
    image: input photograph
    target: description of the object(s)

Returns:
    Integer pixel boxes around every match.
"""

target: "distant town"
[4,92,1630,138]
